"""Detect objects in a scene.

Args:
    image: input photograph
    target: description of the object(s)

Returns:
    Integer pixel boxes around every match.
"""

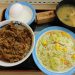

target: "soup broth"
[57,5,75,27]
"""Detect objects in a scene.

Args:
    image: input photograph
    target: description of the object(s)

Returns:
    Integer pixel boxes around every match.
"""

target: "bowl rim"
[32,26,75,75]
[0,20,35,67]
[5,2,36,25]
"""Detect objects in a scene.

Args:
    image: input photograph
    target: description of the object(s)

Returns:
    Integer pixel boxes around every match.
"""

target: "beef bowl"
[0,20,35,67]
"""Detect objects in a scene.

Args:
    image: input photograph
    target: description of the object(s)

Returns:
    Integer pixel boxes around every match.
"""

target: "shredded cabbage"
[37,30,75,73]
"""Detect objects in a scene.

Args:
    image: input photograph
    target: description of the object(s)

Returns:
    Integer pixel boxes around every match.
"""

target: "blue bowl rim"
[32,26,75,75]
[5,2,36,25]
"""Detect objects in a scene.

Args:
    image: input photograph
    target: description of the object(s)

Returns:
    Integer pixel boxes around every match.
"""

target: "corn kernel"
[60,58,68,65]
[61,32,70,38]
[55,43,62,50]
[59,46,62,50]
[72,54,75,59]
[63,48,67,52]
[42,41,47,46]
[66,34,70,38]
[61,58,65,62]
[55,43,59,49]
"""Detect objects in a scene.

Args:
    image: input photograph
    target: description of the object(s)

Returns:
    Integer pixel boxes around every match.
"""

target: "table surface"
[0,71,45,75]
[0,8,75,75]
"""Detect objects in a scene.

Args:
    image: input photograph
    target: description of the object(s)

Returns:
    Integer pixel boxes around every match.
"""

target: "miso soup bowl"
[56,1,75,30]
[0,20,35,67]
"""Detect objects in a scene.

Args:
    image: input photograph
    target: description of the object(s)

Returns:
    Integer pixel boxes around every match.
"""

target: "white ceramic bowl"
[5,2,36,25]
[0,20,35,67]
